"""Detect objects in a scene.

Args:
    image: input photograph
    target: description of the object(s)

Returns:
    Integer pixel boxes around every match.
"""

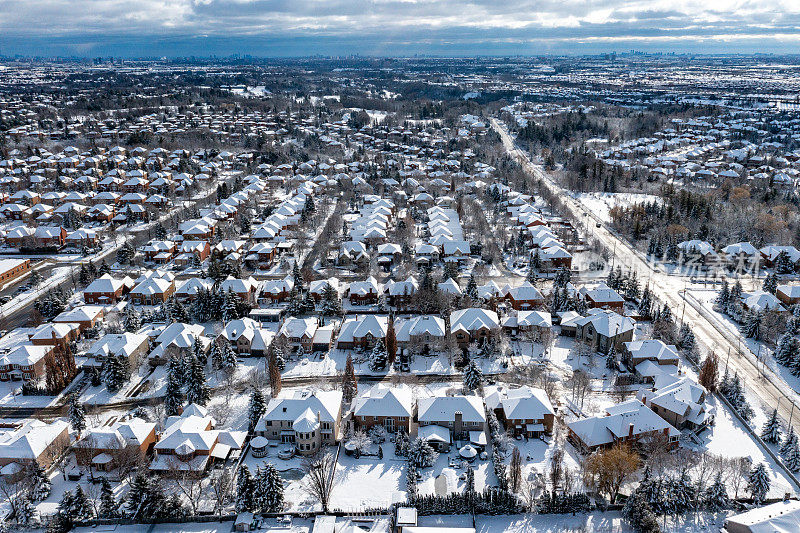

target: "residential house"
[255,390,343,455]
[353,386,413,433]
[449,308,500,347]
[485,385,555,438]
[567,399,680,453]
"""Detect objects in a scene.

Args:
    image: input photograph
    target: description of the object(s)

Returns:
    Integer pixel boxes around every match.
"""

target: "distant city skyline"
[2,0,800,57]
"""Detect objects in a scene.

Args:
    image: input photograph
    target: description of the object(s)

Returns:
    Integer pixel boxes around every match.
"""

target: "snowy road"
[491,118,800,471]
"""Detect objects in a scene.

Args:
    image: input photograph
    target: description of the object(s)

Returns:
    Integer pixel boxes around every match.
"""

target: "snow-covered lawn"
[330,452,407,511]
[691,395,794,499]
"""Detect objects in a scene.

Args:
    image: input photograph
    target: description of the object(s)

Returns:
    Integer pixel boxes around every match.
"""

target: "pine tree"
[606,343,618,370]
[220,342,238,375]
[677,323,695,353]
[369,340,388,371]
[68,393,86,436]
[320,284,342,316]
[462,360,483,392]
[408,437,437,468]
[103,355,129,393]
[748,463,770,504]
[639,285,653,318]
[764,273,779,294]
[466,274,478,300]
[386,318,397,366]
[742,310,763,340]
[256,463,285,513]
[781,427,798,458]
[342,354,358,402]
[269,355,282,397]
[292,262,304,292]
[124,305,142,332]
[775,332,798,366]
[406,463,420,499]
[26,461,51,501]
[248,388,266,433]
[222,289,239,322]
[235,465,256,513]
[465,465,475,494]
[787,441,800,472]
[185,354,210,406]
[671,471,696,513]
[715,279,730,310]
[164,357,184,416]
[16,494,36,526]
[99,477,119,518]
[72,485,94,521]
[761,409,783,444]
[395,428,409,457]
[703,473,729,511]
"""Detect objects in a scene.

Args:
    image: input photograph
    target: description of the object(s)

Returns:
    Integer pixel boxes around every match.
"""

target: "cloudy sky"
[2,0,800,57]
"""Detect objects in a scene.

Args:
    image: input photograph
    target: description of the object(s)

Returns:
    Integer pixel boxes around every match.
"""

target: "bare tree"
[301,449,338,513]
[209,469,235,518]
[169,459,205,515]
[549,448,565,493]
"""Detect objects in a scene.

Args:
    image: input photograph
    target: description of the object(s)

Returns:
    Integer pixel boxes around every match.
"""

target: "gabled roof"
[354,386,413,418]
[417,395,486,424]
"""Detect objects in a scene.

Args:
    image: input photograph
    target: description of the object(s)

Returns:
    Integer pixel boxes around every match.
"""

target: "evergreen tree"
[775,332,798,366]
[369,340,388,371]
[395,428,409,457]
[639,285,653,318]
[222,289,239,322]
[248,388,266,433]
[185,354,210,406]
[677,324,695,353]
[781,427,798,458]
[703,473,729,512]
[102,355,129,393]
[386,318,398,366]
[320,284,342,316]
[462,360,483,392]
[164,357,184,416]
[99,477,119,518]
[72,485,93,521]
[342,354,358,402]
[124,305,142,332]
[741,310,763,340]
[256,463,285,513]
[466,274,478,300]
[715,279,730,310]
[787,441,800,472]
[219,342,238,375]
[408,437,437,468]
[465,466,475,495]
[748,463,770,504]
[26,461,51,501]
[761,409,783,444]
[763,273,779,294]
[406,463,420,499]
[236,465,256,512]
[68,393,86,436]
[292,262,304,292]
[209,341,223,370]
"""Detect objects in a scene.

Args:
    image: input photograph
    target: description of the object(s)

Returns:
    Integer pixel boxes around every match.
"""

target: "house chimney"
[628,423,634,438]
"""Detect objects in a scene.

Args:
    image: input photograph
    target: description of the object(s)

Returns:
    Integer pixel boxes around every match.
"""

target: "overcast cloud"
[1,0,800,56]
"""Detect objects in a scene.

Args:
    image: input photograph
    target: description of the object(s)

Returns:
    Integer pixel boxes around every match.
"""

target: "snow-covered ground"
[575,192,662,224]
